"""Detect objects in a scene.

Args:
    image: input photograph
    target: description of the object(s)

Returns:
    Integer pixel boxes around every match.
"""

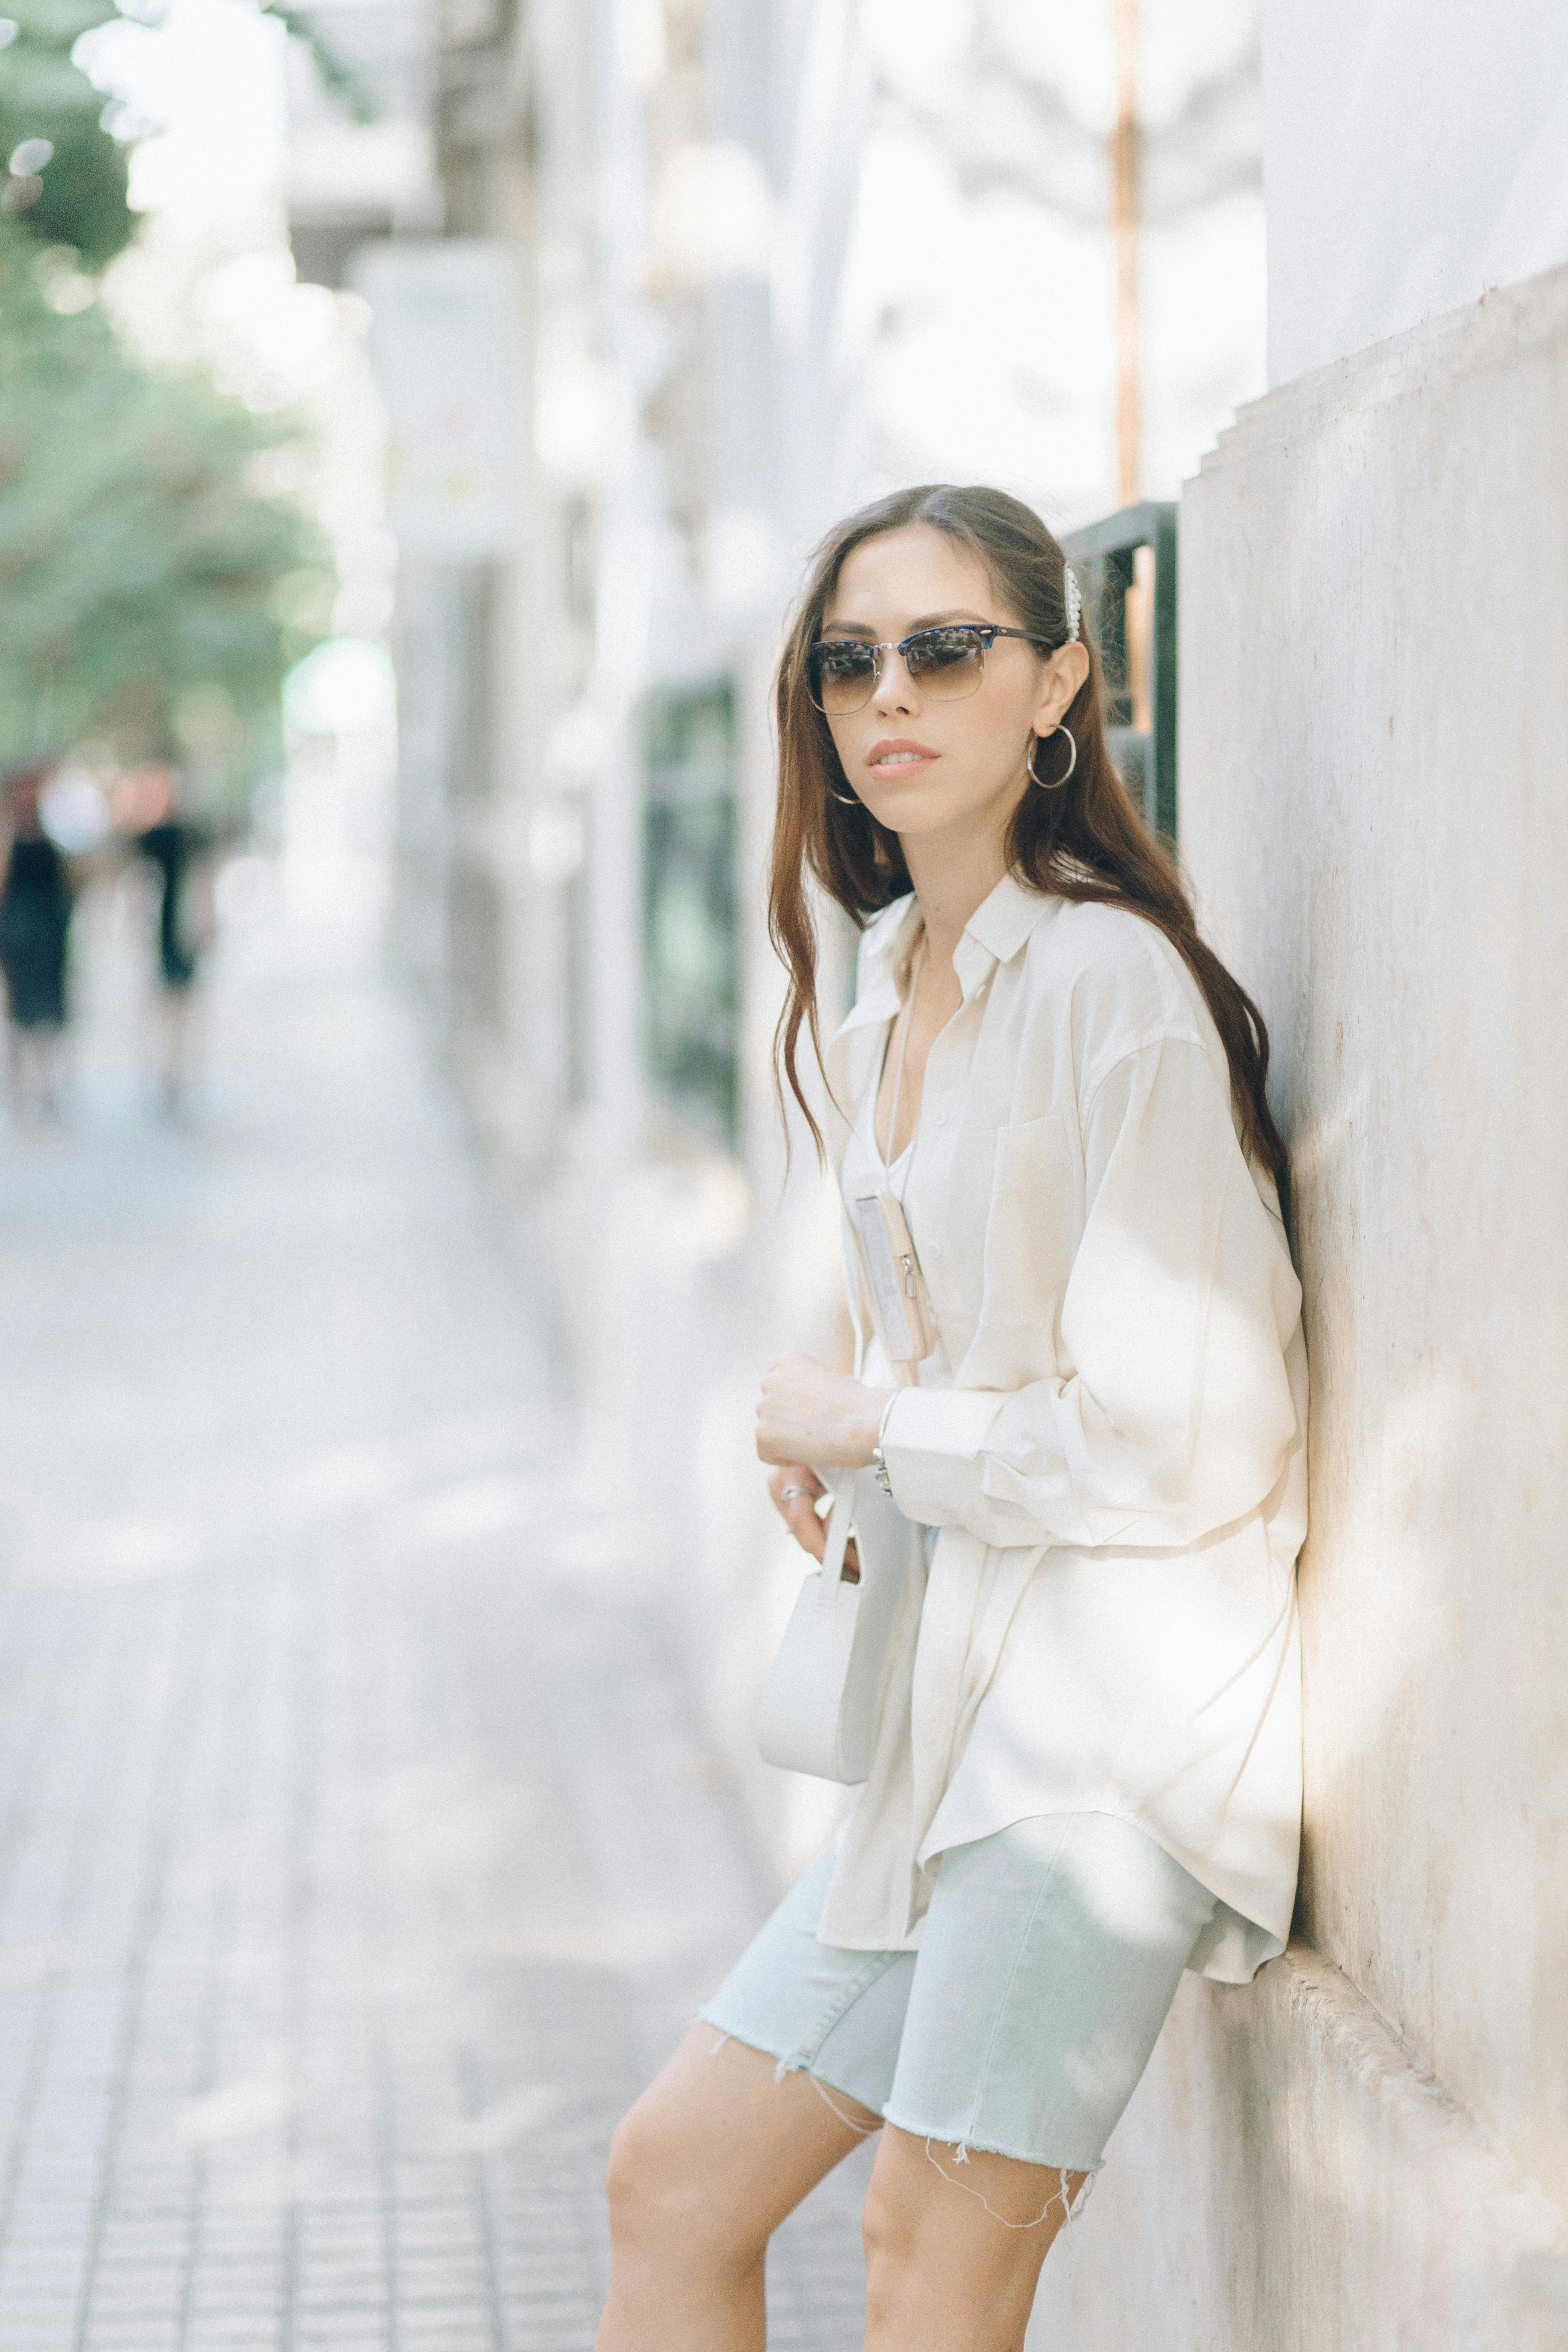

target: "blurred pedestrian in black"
[113,763,214,1115]
[0,759,73,1120]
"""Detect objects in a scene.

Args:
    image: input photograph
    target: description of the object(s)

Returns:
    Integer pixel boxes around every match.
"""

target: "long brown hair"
[768,483,1290,1215]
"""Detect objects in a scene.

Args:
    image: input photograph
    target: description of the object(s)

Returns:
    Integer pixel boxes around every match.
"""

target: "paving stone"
[0,904,871,2350]
[182,2334,279,2351]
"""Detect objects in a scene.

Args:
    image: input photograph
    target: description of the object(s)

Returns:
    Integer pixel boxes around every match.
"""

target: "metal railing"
[1062,501,1178,842]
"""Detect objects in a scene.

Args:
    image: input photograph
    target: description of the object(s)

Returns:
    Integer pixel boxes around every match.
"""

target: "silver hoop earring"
[1027,724,1077,791]
[828,784,860,807]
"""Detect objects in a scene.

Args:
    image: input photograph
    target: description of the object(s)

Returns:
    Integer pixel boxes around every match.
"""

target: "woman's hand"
[767,1462,830,1562]
[766,1462,861,1581]
[756,1352,892,1472]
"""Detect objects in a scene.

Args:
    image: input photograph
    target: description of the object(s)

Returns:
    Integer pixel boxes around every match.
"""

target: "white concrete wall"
[1034,258,1568,2347]
[1034,1944,1568,2349]
[1264,0,1568,383]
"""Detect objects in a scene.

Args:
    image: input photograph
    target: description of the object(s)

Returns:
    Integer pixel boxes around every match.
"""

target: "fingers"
[756,1355,871,1471]
[769,1465,827,1562]
[768,1463,822,1512]
[780,1491,827,1561]
[756,1360,815,1467]
[791,1502,828,1562]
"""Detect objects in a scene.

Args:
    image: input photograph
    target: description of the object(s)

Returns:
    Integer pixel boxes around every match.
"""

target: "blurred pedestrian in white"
[0,759,74,1121]
[599,487,1308,2350]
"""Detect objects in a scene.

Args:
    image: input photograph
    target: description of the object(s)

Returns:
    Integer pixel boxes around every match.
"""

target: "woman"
[598,486,1307,2351]
[114,763,214,1115]
[0,760,73,1119]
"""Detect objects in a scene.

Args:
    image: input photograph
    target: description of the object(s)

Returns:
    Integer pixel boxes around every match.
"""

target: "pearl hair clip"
[1063,563,1082,643]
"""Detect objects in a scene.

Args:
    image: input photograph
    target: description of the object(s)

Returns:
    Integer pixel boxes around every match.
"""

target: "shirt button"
[934,1109,948,1126]
[928,1241,942,1258]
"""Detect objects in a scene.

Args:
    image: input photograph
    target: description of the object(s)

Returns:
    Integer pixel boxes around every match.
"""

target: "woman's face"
[819,524,1086,845]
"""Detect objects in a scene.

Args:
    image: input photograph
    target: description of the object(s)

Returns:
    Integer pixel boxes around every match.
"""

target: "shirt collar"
[960,869,1057,966]
[832,870,1056,1044]
[833,893,922,1038]
[952,871,1057,1000]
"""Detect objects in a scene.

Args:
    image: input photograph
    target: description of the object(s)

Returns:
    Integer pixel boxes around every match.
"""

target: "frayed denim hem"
[694,2010,1095,2225]
[910,2135,1099,2231]
[883,2107,1106,2181]
[694,2009,885,2134]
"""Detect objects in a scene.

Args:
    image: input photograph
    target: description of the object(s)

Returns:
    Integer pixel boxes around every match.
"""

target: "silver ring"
[779,1485,810,1504]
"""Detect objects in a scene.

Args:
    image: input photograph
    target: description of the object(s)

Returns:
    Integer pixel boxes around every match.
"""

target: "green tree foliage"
[0,216,334,795]
[0,6,335,799]
[0,1,133,269]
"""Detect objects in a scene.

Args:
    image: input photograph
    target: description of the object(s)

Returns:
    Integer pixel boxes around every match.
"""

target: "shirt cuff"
[879,1386,1008,1528]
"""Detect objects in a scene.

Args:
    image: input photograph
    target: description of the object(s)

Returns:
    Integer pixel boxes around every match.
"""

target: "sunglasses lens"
[812,643,879,714]
[905,628,985,697]
[810,627,988,714]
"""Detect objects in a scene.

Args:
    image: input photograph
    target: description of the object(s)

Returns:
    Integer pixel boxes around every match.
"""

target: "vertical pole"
[1152,508,1178,841]
[1113,0,1140,507]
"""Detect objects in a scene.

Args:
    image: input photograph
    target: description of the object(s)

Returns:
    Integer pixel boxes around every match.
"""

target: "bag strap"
[812,1471,856,1610]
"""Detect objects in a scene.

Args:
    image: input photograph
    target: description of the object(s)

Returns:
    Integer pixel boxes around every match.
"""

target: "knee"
[605,2100,737,2264]
[862,2171,929,2334]
[861,2168,916,2273]
[605,2105,771,2290]
[605,2103,675,2243]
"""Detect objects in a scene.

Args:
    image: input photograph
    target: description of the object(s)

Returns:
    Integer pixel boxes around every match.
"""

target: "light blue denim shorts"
[698,1811,1217,2174]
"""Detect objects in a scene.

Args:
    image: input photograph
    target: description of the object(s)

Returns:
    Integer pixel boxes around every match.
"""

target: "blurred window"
[1063,502,1179,842]
[642,681,740,1147]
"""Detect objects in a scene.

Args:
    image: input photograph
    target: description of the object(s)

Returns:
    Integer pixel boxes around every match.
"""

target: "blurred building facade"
[287,0,1264,1161]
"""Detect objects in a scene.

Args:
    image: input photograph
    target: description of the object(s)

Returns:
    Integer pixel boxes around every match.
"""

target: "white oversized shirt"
[816,873,1308,1984]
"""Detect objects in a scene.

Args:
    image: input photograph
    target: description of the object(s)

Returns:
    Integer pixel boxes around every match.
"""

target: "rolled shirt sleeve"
[880,1038,1303,1552]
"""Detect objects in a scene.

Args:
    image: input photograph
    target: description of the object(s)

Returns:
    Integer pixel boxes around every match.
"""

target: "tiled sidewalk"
[0,898,871,2351]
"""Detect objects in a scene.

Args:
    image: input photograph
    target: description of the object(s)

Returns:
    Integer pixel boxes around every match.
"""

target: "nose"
[870,645,920,715]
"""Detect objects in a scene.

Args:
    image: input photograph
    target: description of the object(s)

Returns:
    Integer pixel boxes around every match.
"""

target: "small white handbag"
[757,1466,911,1784]
[760,973,936,1785]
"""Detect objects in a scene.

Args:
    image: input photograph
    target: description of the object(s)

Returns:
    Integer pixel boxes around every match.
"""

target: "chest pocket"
[975,1112,1084,1383]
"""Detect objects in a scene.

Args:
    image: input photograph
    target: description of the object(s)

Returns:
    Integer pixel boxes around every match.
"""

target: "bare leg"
[158,989,192,1114]
[9,1025,61,1121]
[596,2024,881,2352]
[33,1026,61,1120]
[861,2124,1089,2350]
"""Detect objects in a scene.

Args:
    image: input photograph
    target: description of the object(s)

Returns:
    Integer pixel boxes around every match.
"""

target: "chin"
[864,789,977,836]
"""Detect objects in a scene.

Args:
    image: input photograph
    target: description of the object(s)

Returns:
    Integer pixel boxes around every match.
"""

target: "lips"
[868,738,938,776]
